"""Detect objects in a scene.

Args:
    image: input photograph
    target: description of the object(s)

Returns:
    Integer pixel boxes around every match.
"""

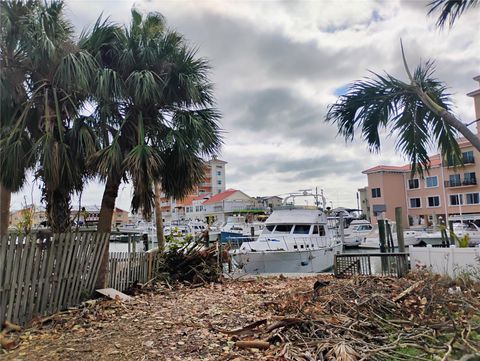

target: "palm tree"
[82,10,222,287]
[0,0,37,236]
[326,51,480,175]
[428,0,479,28]
[0,0,99,233]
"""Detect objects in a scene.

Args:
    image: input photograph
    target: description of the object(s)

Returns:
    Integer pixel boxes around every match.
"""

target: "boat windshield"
[274,225,293,234]
[265,225,275,232]
[293,225,311,234]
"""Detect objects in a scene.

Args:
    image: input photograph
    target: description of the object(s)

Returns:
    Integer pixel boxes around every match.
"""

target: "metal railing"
[445,178,477,187]
[227,235,339,252]
[334,252,409,278]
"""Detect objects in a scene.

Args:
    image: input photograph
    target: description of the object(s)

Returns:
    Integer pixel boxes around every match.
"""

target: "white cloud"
[10,0,480,212]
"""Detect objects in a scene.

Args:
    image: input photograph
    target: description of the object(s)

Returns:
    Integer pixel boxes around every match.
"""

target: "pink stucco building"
[362,76,480,228]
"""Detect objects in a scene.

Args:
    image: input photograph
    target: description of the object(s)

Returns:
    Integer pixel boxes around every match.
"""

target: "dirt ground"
[2,276,320,361]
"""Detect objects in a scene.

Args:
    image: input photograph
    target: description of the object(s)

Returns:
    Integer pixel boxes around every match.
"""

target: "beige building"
[357,187,370,220]
[71,205,129,227]
[362,76,480,228]
[158,157,228,220]
[9,205,47,229]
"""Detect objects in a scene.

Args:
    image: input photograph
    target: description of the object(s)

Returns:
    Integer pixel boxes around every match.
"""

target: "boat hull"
[231,243,342,274]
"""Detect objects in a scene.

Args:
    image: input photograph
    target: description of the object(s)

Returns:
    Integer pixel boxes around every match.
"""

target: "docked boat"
[220,216,264,242]
[415,222,480,246]
[342,220,373,247]
[359,223,426,249]
[230,192,342,274]
[164,220,207,238]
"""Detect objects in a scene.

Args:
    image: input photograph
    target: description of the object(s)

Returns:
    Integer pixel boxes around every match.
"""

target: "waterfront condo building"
[362,76,480,228]
[158,157,227,220]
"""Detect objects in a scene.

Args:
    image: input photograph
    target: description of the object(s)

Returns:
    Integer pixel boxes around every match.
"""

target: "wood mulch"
[2,272,480,360]
[2,275,321,361]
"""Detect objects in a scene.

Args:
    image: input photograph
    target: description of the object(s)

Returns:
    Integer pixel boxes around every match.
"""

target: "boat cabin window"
[265,225,275,232]
[357,225,372,231]
[313,225,326,236]
[275,225,293,234]
[293,225,311,234]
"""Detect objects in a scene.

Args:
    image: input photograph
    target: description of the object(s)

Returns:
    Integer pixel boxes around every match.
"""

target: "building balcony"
[444,179,477,188]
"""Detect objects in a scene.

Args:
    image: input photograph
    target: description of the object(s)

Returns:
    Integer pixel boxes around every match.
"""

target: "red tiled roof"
[193,194,209,201]
[202,189,238,205]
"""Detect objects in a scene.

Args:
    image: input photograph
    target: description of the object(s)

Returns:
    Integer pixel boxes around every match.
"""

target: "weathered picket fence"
[0,232,109,326]
[108,250,159,291]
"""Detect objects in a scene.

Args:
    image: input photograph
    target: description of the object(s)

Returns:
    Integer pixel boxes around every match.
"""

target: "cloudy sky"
[10,0,480,211]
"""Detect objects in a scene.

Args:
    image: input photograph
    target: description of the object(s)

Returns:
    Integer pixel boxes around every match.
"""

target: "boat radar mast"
[282,188,327,210]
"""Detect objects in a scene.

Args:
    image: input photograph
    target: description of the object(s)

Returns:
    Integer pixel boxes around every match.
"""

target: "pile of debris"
[214,271,480,360]
[156,236,229,284]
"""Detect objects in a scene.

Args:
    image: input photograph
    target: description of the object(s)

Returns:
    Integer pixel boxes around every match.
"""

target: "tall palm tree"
[326,56,480,175]
[0,0,99,233]
[428,0,479,28]
[82,10,222,287]
[0,0,37,236]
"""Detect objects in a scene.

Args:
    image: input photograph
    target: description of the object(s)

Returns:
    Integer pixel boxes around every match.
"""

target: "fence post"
[395,207,405,253]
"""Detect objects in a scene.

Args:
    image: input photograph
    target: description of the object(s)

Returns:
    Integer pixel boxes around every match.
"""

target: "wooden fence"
[108,250,159,291]
[0,232,109,326]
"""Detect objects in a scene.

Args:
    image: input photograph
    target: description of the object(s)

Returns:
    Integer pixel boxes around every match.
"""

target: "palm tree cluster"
[0,1,222,284]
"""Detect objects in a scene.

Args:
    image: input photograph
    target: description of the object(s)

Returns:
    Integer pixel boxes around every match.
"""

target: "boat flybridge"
[230,190,343,274]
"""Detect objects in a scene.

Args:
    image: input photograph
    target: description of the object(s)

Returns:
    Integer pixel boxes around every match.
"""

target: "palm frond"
[326,61,460,175]
[428,0,479,28]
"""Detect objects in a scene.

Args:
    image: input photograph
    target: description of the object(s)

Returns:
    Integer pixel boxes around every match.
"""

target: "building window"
[427,196,440,207]
[217,180,222,185]
[466,193,480,205]
[408,179,419,189]
[425,176,438,188]
[463,151,475,164]
[464,172,477,185]
[450,194,463,206]
[216,165,222,168]
[409,198,421,208]
[371,188,381,198]
[217,170,221,176]
[449,174,461,187]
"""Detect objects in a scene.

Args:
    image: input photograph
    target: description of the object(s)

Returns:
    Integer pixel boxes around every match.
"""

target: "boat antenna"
[321,189,326,210]
[314,187,320,207]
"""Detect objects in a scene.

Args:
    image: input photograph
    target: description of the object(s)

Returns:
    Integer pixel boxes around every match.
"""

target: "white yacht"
[343,220,373,247]
[164,220,207,238]
[230,192,342,274]
[415,222,480,246]
[359,222,425,249]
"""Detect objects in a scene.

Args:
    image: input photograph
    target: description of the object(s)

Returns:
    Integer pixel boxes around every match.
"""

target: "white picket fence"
[409,245,480,278]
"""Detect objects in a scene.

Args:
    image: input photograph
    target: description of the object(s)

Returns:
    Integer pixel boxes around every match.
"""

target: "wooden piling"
[378,219,386,253]
[395,207,405,253]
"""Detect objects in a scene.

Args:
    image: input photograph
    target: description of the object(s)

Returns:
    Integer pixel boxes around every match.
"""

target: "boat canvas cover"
[265,208,325,225]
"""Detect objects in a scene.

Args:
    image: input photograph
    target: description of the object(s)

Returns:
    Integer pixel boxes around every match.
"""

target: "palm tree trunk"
[0,184,11,237]
[44,187,71,233]
[154,180,165,252]
[440,111,480,151]
[95,175,121,289]
[415,88,480,151]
